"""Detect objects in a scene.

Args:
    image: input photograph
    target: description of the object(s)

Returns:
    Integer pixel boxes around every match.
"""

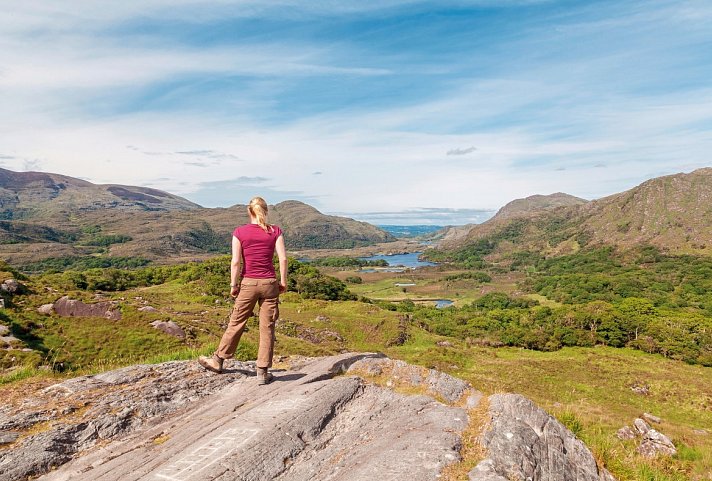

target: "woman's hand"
[230,285,240,297]
[279,281,287,294]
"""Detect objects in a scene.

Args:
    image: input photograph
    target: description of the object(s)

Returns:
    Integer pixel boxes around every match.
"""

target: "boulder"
[638,429,677,457]
[138,306,158,312]
[616,426,636,440]
[633,418,651,435]
[470,394,615,481]
[0,324,9,336]
[630,382,650,395]
[53,296,121,321]
[642,412,661,424]
[1,279,21,294]
[150,320,186,339]
[37,304,54,315]
[1,334,21,348]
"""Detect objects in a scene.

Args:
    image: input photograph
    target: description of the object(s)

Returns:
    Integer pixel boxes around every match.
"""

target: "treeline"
[305,256,388,268]
[408,245,712,366]
[21,256,150,273]
[518,247,712,314]
[36,257,354,301]
[387,293,712,366]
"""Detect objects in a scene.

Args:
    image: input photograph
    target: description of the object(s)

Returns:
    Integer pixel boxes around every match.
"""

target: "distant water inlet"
[358,252,436,270]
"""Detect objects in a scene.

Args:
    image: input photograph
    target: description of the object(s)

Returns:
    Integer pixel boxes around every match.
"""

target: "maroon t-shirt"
[233,224,283,279]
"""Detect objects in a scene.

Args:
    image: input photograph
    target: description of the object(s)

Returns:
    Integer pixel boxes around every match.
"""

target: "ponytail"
[248,196,272,232]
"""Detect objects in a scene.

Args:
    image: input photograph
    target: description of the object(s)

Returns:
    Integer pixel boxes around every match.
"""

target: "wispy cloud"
[335,208,497,226]
[0,1,710,224]
[22,159,42,171]
[187,176,321,208]
[446,146,477,156]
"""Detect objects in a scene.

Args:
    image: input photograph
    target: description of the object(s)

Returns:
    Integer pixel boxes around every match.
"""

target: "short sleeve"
[233,226,241,240]
[274,225,282,237]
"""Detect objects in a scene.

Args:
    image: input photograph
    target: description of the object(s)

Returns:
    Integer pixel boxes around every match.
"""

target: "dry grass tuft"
[441,396,491,481]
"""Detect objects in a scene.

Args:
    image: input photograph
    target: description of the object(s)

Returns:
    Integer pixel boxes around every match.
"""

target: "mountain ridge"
[438,167,712,257]
[0,168,395,266]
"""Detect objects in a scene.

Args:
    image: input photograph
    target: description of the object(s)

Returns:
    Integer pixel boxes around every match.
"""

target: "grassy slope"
[442,168,712,259]
[2,274,711,480]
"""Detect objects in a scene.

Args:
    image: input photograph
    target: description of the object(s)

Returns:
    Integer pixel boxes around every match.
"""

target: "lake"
[358,252,436,269]
[434,299,454,309]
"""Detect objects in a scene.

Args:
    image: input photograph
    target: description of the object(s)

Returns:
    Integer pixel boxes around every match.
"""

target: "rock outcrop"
[0,354,615,481]
[50,296,121,321]
[0,279,22,295]
[620,417,677,458]
[0,324,21,350]
[469,394,615,481]
[149,320,186,339]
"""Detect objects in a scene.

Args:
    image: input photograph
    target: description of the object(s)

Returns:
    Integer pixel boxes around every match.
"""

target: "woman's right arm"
[275,234,287,293]
[230,235,242,297]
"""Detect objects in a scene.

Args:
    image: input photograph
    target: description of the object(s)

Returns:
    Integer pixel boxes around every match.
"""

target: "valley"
[2,167,712,480]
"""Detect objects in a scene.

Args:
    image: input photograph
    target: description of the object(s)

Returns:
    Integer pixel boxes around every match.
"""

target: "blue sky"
[1,1,711,224]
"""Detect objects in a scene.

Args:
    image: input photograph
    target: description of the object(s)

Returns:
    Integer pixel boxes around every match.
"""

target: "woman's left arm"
[275,234,287,293]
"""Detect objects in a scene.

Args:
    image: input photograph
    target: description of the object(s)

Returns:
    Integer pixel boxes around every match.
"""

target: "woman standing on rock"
[199,197,287,384]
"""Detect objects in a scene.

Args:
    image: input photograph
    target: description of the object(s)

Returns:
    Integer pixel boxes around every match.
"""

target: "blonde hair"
[248,196,272,232]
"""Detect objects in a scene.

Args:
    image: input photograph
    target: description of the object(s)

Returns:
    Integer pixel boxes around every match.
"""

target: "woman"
[198,196,287,384]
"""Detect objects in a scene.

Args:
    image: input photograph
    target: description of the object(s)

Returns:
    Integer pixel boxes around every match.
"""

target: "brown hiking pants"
[216,277,280,368]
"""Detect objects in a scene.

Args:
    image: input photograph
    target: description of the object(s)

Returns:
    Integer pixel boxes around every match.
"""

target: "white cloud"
[0,0,710,224]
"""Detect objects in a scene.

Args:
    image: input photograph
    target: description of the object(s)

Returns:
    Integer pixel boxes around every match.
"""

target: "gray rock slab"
[347,356,481,405]
[272,386,466,481]
[0,431,19,445]
[469,394,615,481]
[0,325,8,336]
[5,352,466,481]
[0,360,255,480]
[52,296,121,321]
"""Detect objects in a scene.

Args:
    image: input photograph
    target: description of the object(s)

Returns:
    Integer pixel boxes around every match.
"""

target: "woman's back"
[233,223,283,279]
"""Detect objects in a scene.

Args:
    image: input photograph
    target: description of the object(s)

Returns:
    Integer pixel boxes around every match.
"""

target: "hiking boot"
[256,367,273,385]
[198,354,224,373]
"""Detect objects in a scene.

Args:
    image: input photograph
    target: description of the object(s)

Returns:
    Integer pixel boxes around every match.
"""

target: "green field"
[2,253,712,480]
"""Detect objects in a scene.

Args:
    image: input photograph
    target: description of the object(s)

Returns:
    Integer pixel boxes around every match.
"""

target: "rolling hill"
[437,168,712,258]
[0,168,395,266]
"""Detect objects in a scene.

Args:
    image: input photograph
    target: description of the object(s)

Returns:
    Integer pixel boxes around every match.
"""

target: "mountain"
[438,168,712,257]
[0,168,395,266]
[492,192,588,221]
[0,168,200,220]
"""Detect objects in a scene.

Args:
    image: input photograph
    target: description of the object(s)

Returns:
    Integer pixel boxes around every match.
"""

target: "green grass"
[0,365,57,386]
[3,259,712,480]
[384,344,712,481]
